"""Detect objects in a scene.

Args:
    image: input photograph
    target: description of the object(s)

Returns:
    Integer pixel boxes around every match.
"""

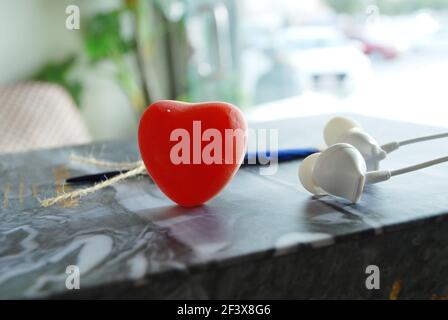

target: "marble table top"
[1,114,448,299]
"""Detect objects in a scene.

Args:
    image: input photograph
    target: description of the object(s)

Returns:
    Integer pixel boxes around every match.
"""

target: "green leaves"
[83,10,134,62]
[32,56,82,105]
[30,3,148,113]
[82,7,147,113]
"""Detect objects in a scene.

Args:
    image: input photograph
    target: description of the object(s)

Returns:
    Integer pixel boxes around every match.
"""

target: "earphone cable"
[397,132,448,146]
[390,155,448,177]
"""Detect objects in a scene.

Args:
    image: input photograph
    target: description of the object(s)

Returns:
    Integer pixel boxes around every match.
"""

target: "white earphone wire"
[381,132,448,153]
[397,132,448,146]
[390,155,448,177]
[366,155,448,185]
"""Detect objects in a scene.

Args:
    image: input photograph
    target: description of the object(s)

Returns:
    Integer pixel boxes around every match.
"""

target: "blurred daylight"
[1,0,448,151]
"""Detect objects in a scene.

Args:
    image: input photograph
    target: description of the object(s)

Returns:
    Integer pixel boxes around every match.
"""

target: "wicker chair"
[0,82,91,154]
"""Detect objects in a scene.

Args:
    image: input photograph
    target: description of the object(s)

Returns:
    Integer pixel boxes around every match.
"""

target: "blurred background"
[1,0,447,152]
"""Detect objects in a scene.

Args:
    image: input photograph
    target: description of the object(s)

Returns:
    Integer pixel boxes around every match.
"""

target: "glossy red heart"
[138,100,247,207]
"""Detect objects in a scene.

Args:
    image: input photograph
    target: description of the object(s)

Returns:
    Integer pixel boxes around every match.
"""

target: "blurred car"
[276,26,372,94]
[355,11,440,58]
[350,30,411,60]
[356,37,402,59]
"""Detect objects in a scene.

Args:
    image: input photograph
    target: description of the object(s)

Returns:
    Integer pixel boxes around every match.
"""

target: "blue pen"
[66,148,320,184]
[243,148,319,165]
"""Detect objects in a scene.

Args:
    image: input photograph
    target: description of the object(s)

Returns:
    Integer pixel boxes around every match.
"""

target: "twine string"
[40,154,147,207]
[69,153,143,169]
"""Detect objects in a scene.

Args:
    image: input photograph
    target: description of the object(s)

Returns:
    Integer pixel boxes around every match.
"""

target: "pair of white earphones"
[299,117,448,203]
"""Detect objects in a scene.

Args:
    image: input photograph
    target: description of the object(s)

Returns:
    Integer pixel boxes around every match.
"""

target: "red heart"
[138,100,247,207]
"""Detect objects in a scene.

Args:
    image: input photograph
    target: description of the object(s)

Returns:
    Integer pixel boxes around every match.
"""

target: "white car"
[278,27,372,94]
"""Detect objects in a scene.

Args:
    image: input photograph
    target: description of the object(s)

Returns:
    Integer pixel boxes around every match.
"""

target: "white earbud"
[324,117,386,171]
[323,116,448,171]
[299,143,390,203]
[298,142,448,203]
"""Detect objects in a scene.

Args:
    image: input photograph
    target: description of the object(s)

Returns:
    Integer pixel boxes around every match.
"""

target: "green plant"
[83,4,150,113]
[32,56,82,105]
[31,0,154,114]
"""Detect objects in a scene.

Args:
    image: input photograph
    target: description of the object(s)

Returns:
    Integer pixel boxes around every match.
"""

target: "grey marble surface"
[1,114,448,299]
